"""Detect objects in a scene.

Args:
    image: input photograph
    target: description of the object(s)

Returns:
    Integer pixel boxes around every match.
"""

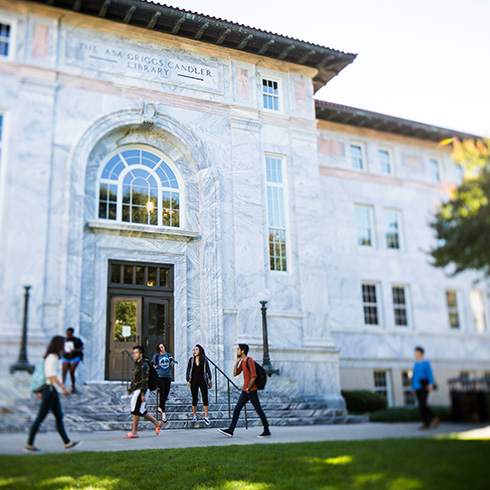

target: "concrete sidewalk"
[1,422,488,456]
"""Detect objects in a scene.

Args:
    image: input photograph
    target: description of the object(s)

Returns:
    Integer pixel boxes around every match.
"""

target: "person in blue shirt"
[151,342,176,423]
[411,346,439,429]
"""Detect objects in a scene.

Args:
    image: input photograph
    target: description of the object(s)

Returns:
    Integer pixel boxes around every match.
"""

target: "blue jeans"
[28,386,70,446]
[229,390,269,433]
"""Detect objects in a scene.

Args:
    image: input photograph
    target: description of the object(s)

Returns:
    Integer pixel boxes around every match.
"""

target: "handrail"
[121,350,135,390]
[206,356,248,429]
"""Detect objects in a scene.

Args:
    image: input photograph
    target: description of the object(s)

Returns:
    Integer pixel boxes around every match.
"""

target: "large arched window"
[98,148,181,227]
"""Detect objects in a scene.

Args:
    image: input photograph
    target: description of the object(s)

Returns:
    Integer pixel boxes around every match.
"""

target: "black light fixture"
[259,289,279,377]
[10,286,34,374]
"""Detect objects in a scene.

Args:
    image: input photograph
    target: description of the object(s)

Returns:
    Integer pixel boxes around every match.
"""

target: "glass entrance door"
[144,298,173,373]
[107,296,142,380]
[106,295,174,380]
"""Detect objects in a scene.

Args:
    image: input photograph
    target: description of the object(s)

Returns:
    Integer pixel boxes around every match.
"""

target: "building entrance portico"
[106,261,174,380]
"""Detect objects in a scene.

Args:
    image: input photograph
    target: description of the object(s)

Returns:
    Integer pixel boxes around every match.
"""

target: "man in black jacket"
[124,345,163,439]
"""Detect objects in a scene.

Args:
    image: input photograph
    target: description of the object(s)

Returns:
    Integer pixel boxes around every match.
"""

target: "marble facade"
[0,1,488,408]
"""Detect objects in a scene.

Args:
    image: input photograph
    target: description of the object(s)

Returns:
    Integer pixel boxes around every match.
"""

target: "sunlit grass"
[0,439,488,489]
[305,455,353,465]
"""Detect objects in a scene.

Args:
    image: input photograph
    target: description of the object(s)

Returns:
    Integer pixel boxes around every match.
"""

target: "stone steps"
[0,381,367,433]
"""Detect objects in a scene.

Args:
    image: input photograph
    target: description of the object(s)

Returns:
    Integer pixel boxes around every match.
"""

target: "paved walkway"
[1,422,488,456]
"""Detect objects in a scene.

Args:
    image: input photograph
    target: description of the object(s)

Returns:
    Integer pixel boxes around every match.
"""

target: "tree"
[430,138,490,276]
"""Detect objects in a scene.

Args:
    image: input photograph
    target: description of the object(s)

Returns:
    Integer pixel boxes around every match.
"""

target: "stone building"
[0,0,488,407]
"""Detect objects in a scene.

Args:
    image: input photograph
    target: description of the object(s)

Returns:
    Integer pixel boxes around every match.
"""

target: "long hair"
[156,342,166,353]
[194,344,206,359]
[44,336,65,359]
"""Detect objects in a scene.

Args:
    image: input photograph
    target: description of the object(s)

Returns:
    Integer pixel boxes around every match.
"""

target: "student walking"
[186,344,212,425]
[25,336,82,453]
[61,327,83,394]
[412,346,439,430]
[124,345,163,439]
[218,344,270,438]
[151,342,176,423]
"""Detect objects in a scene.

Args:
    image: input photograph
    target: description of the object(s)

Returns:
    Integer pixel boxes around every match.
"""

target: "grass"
[0,438,489,489]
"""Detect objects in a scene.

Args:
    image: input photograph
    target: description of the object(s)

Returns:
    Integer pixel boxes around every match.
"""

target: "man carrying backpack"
[124,345,163,439]
[218,344,271,438]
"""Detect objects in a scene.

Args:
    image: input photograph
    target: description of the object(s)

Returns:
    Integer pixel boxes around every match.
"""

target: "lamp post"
[10,286,34,374]
[259,291,279,377]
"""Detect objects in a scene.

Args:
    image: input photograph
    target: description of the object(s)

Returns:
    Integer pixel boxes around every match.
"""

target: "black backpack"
[247,359,267,390]
[144,358,158,391]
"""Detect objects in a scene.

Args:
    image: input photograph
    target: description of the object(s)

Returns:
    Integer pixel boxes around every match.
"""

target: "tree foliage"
[430,138,490,276]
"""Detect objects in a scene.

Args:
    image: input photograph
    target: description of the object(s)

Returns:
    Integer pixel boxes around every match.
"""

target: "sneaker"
[191,416,197,422]
[124,432,139,439]
[418,423,430,430]
[156,421,163,435]
[24,446,42,454]
[204,417,210,426]
[258,430,271,438]
[218,428,233,437]
[65,441,83,450]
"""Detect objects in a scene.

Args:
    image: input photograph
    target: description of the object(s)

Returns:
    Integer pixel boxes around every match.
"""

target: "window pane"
[147,267,157,287]
[430,159,440,183]
[351,145,363,170]
[123,265,134,284]
[110,264,121,284]
[159,268,169,287]
[135,266,145,285]
[356,206,372,246]
[384,210,400,249]
[379,150,391,174]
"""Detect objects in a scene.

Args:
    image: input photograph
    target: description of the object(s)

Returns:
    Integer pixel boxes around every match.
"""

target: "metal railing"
[121,350,247,428]
[206,356,247,429]
[121,350,135,390]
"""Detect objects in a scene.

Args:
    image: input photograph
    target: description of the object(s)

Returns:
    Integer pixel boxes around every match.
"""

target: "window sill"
[86,220,200,241]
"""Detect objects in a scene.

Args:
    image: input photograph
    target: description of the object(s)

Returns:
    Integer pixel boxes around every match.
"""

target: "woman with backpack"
[186,344,212,425]
[151,342,176,423]
[25,336,82,453]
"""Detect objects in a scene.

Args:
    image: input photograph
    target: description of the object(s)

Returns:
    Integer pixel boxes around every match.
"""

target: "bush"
[341,390,388,413]
[369,406,452,422]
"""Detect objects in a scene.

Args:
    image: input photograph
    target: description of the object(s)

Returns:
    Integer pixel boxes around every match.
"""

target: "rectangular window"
[362,283,380,326]
[401,370,415,407]
[0,22,10,57]
[384,209,400,249]
[446,289,460,329]
[266,155,287,271]
[355,205,373,247]
[374,370,392,406]
[262,78,279,111]
[351,144,364,170]
[379,149,392,175]
[430,159,441,183]
[470,289,487,333]
[392,286,408,327]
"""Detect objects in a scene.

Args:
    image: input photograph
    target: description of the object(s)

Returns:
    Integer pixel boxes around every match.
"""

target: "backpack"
[30,359,47,393]
[145,358,158,391]
[247,359,267,390]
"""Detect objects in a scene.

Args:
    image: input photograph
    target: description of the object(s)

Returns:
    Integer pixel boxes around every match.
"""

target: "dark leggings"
[416,389,435,425]
[28,386,70,446]
[191,380,208,406]
[157,377,171,412]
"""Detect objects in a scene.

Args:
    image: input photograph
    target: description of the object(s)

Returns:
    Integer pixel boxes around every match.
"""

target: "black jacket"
[186,356,212,386]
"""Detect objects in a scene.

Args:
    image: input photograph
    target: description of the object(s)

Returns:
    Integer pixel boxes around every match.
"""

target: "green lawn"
[0,439,489,490]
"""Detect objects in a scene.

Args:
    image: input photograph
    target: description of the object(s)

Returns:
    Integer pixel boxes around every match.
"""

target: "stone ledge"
[86,220,200,241]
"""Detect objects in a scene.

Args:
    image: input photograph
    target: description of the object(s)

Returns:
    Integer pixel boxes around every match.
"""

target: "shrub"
[369,406,452,422]
[341,390,388,413]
